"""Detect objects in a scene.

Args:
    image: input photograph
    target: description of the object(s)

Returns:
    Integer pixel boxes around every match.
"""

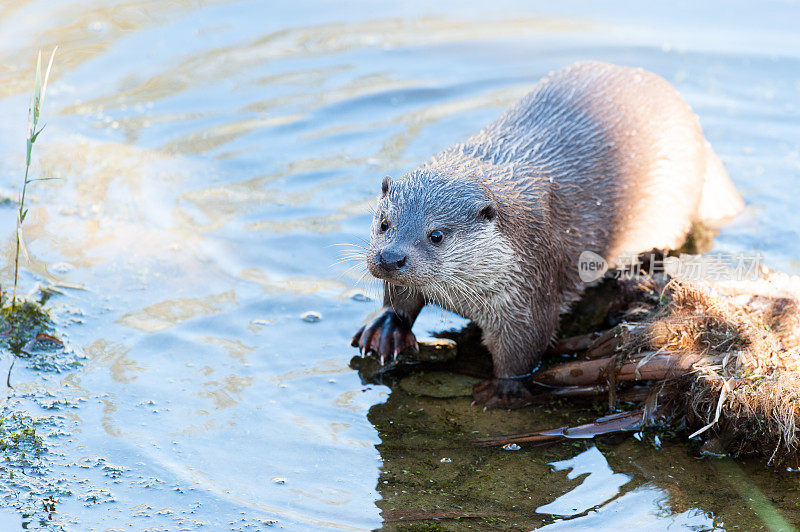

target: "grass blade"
[16,225,29,263]
[41,46,57,106]
[33,51,42,132]
[12,47,57,310]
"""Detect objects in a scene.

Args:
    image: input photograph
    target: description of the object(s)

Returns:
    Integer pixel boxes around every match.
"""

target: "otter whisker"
[436,282,457,322]
[330,255,366,267]
[386,281,395,309]
[329,259,367,273]
[335,264,368,280]
[354,268,371,284]
[461,275,494,313]
[331,255,366,265]
[451,275,491,314]
[328,242,368,250]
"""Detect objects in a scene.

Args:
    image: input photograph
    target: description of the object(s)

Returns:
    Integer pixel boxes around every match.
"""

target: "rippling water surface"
[0,1,798,529]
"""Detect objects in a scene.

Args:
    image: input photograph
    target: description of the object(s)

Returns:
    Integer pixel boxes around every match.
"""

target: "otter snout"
[378,248,408,272]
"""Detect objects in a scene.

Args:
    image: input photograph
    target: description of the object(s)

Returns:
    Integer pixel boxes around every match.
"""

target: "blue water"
[0,0,797,529]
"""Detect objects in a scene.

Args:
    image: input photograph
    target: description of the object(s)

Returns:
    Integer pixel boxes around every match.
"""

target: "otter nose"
[378,248,408,272]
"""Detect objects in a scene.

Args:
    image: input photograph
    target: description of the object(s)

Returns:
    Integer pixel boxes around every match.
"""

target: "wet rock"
[414,338,458,362]
[399,371,480,398]
[349,337,458,381]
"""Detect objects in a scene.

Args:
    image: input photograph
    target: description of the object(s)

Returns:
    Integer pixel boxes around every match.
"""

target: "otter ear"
[381,176,392,197]
[478,202,497,221]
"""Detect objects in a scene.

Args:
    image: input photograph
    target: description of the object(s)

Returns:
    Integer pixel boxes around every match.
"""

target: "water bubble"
[350,291,372,302]
[87,20,109,33]
[51,262,74,274]
[301,311,321,323]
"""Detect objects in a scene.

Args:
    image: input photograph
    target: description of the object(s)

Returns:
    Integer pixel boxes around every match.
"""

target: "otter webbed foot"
[472,378,535,410]
[351,309,418,365]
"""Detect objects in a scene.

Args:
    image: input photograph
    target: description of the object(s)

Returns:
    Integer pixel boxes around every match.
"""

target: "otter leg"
[351,283,424,364]
[473,310,557,409]
[472,379,536,410]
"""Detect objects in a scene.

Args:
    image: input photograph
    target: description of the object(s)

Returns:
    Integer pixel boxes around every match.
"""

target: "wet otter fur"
[351,61,744,408]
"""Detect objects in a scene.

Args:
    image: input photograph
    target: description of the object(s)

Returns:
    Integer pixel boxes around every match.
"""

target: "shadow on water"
[0,0,797,529]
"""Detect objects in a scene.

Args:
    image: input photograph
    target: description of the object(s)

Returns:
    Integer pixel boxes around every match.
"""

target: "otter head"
[367,171,501,289]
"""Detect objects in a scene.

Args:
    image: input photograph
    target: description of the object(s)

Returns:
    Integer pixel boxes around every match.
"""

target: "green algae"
[0,294,80,528]
[0,298,53,357]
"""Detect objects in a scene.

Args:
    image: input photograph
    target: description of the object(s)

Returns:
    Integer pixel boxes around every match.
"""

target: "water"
[0,0,798,529]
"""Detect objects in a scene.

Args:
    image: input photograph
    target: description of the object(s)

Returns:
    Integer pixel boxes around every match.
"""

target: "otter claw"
[351,308,417,366]
[350,325,366,348]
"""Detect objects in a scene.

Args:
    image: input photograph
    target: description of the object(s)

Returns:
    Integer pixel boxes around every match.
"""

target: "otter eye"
[379,219,389,232]
[429,230,444,244]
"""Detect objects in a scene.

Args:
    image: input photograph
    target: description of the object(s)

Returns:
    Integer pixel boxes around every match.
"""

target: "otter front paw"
[472,378,535,410]
[351,309,418,364]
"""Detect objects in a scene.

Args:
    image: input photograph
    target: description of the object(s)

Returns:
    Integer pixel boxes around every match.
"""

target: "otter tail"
[697,141,744,227]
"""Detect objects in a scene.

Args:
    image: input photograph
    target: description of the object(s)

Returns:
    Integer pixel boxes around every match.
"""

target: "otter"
[351,61,744,408]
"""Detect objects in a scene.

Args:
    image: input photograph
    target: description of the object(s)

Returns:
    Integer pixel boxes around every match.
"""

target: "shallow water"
[0,0,798,529]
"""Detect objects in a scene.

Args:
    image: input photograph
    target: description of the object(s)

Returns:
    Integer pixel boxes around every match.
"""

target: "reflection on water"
[536,446,632,517]
[0,0,798,529]
[539,486,720,531]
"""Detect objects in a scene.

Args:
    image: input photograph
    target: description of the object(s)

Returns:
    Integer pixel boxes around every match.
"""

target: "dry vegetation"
[479,265,800,463]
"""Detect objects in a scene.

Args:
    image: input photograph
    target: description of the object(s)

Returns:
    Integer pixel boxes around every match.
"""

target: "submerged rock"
[349,337,458,381]
[399,371,480,398]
